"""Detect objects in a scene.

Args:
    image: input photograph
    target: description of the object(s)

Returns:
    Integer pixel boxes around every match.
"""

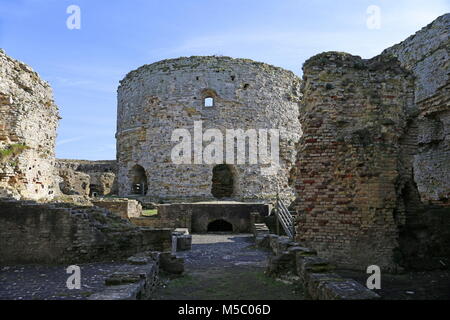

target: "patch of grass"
[165,274,195,288]
[142,209,158,216]
[0,143,29,163]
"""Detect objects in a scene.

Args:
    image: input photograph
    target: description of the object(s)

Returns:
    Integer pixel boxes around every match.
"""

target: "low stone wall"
[0,198,172,265]
[132,204,192,230]
[131,202,270,233]
[88,251,185,300]
[92,199,142,219]
[253,226,379,300]
[88,252,160,300]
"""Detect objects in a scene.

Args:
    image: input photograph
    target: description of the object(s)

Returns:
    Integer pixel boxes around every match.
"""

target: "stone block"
[297,256,334,278]
[160,252,185,274]
[176,234,192,251]
[317,279,380,300]
[88,282,145,300]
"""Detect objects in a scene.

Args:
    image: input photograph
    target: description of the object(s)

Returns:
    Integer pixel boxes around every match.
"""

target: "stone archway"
[207,219,233,232]
[130,165,148,195]
[211,164,234,199]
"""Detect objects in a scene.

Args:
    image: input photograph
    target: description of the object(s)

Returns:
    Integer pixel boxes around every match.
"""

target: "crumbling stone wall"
[293,14,449,271]
[382,13,449,206]
[381,13,450,269]
[0,50,59,200]
[58,169,91,196]
[55,159,118,196]
[0,198,172,265]
[92,198,142,219]
[117,56,302,202]
[293,52,415,271]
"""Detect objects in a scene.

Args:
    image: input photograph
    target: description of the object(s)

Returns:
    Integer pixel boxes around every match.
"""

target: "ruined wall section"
[381,14,450,268]
[0,50,59,200]
[55,159,118,196]
[293,52,415,271]
[383,13,449,206]
[0,198,171,265]
[117,56,302,202]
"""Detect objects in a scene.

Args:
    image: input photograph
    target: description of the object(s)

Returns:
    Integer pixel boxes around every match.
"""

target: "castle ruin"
[0,14,449,281]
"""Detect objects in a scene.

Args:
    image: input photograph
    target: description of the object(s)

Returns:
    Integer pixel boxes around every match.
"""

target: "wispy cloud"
[57,136,84,146]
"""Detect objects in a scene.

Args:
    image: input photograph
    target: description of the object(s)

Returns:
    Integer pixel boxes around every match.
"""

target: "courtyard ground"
[154,234,305,300]
[1,233,448,300]
[0,261,126,300]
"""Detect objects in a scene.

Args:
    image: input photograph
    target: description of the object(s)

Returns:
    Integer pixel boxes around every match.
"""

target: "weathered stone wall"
[131,202,269,233]
[131,207,192,230]
[0,198,172,265]
[55,159,118,196]
[58,169,91,196]
[382,13,449,206]
[0,50,59,200]
[292,14,450,271]
[117,56,302,202]
[92,198,142,219]
[293,52,415,271]
[55,159,117,173]
[380,13,450,269]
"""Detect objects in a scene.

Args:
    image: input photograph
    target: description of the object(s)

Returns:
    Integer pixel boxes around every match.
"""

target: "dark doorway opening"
[211,164,234,199]
[90,184,101,197]
[130,165,148,195]
[207,219,233,232]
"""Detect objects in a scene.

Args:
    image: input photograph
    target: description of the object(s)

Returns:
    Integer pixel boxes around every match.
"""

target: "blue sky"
[0,0,448,160]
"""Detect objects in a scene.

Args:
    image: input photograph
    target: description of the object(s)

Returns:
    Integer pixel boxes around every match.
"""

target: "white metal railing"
[274,194,295,239]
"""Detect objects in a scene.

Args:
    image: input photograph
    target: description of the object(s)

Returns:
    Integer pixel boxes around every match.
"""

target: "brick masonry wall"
[383,13,449,206]
[379,14,450,269]
[293,52,415,271]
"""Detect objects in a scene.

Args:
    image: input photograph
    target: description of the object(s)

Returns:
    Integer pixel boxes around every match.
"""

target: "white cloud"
[56,136,84,146]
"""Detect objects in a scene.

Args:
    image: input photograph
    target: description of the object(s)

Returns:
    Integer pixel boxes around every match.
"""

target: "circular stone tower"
[117,56,301,203]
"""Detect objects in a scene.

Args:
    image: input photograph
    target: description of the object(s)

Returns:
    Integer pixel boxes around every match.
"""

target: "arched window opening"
[201,89,217,108]
[130,165,148,195]
[207,219,233,232]
[211,164,234,199]
[204,97,214,107]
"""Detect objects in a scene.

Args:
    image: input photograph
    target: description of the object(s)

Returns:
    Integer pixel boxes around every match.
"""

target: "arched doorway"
[89,184,101,197]
[207,219,233,232]
[211,164,234,199]
[130,165,148,195]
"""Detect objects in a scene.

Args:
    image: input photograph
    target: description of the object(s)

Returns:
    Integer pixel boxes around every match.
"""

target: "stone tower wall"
[0,50,59,200]
[117,56,302,202]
